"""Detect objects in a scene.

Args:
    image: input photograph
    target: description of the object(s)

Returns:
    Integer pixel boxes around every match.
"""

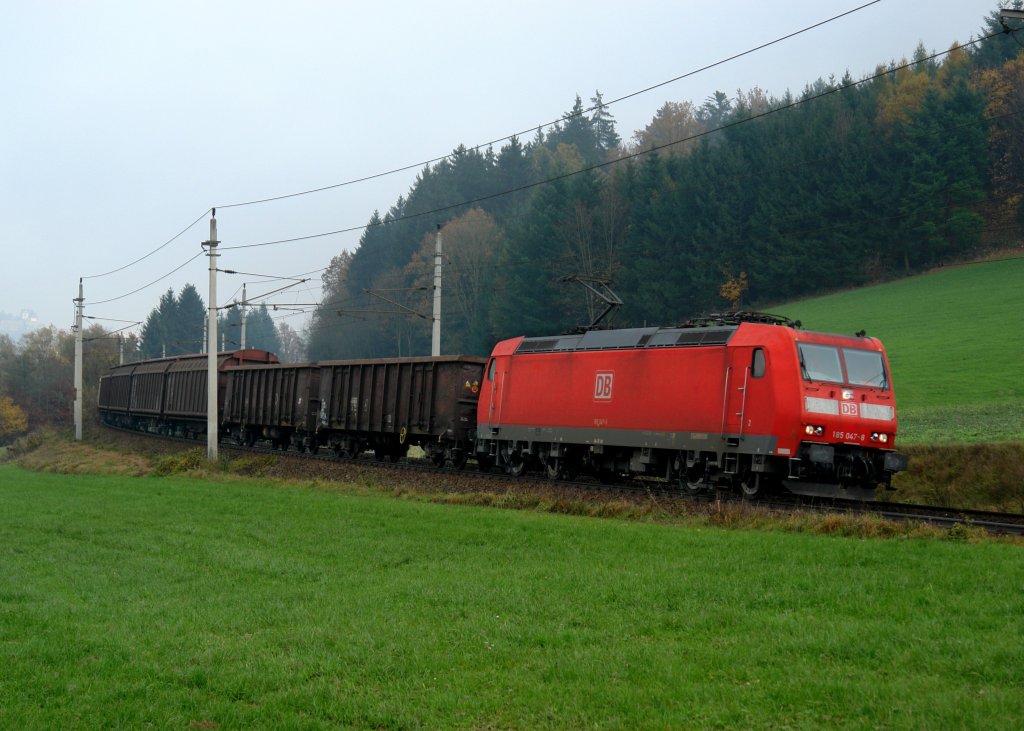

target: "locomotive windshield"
[798,343,888,389]
[842,347,888,389]
[798,343,843,383]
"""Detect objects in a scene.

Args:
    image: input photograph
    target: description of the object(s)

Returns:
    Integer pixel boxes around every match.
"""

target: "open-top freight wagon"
[314,356,486,466]
[97,349,278,437]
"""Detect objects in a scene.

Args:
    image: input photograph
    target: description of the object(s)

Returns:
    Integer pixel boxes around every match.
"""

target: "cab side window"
[751,348,766,378]
[487,358,496,382]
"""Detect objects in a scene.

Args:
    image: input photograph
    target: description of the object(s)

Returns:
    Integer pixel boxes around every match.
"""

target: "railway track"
[100,424,1024,536]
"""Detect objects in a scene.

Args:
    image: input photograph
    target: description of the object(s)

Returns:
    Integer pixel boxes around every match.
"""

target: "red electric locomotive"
[474,314,908,499]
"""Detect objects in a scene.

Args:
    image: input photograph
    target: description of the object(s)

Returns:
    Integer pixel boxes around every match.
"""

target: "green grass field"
[777,256,1024,444]
[2,464,1022,729]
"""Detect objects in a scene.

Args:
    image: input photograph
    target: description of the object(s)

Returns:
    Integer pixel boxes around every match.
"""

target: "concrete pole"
[206,212,219,461]
[240,283,247,350]
[73,279,84,441]
[432,225,442,356]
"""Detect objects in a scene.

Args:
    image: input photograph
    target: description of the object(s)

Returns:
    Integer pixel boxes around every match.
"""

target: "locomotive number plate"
[833,431,867,442]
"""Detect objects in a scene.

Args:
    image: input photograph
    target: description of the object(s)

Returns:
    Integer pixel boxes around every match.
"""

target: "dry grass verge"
[893,442,1024,512]
[6,428,1018,544]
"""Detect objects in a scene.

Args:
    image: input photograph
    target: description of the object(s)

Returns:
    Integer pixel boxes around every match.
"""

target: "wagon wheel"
[374,447,387,461]
[506,452,527,478]
[738,470,766,500]
[430,450,447,469]
[387,444,406,463]
[450,448,469,471]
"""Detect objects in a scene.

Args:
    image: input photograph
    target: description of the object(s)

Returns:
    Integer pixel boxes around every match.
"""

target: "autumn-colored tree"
[275,322,305,363]
[404,208,504,355]
[630,101,705,156]
[0,395,28,440]
[874,47,936,130]
[719,271,749,311]
[978,52,1024,227]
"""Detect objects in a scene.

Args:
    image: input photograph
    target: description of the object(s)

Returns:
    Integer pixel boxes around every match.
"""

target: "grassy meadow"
[2,463,1023,729]
[780,255,1024,445]
[2,258,1022,728]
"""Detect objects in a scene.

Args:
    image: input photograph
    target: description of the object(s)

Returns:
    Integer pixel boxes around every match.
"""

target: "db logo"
[594,371,614,400]
[840,402,859,416]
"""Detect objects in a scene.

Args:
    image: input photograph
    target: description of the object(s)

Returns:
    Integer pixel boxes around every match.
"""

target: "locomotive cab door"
[723,348,749,438]
[723,346,769,441]
[484,356,508,432]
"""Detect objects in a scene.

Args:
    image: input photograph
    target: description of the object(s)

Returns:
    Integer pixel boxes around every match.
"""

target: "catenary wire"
[221,29,1005,253]
[213,1,881,211]
[82,1,881,286]
[89,252,204,306]
[83,209,210,280]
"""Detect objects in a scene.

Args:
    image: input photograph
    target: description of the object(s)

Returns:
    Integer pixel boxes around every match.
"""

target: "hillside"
[778,254,1024,444]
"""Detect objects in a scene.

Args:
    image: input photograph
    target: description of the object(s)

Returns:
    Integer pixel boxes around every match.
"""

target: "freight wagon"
[315,356,486,466]
[97,350,278,437]
[222,363,321,450]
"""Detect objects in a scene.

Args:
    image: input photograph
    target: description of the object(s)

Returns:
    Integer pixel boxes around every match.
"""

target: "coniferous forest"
[305,6,1024,360]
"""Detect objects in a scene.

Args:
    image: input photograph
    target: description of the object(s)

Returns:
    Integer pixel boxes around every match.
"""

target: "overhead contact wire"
[214,1,881,211]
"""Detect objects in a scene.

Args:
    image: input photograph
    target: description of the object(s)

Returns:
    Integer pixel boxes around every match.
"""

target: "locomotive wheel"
[477,455,494,473]
[738,470,765,500]
[506,453,527,477]
[545,458,564,481]
[681,462,708,495]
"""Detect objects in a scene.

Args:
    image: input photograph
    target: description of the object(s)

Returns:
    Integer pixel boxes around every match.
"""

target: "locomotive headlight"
[870,432,889,444]
[805,424,824,436]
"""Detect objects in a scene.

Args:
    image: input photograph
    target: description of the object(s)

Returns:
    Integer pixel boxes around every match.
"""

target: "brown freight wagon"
[97,350,278,436]
[316,356,486,468]
[221,363,321,451]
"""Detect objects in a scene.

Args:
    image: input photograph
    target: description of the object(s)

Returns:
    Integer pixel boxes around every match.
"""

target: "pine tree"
[175,283,206,354]
[549,95,603,165]
[590,90,621,153]
[140,288,177,357]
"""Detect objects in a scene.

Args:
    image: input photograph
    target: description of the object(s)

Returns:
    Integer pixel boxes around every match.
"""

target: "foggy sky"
[0,0,1001,336]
